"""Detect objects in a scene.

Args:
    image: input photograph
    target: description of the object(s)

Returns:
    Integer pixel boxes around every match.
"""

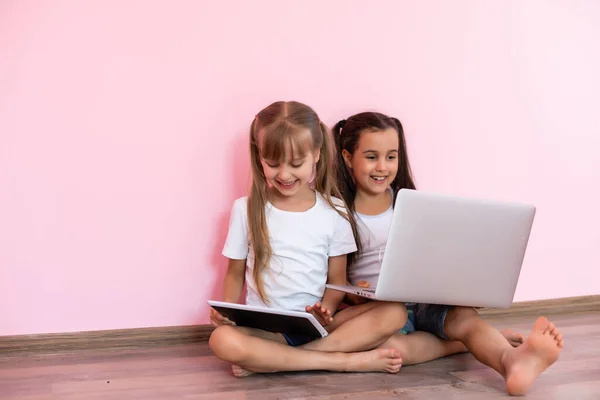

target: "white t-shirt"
[222,193,357,311]
[347,203,393,288]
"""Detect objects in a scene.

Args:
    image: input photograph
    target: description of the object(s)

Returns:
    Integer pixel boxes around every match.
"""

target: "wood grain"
[1,311,598,399]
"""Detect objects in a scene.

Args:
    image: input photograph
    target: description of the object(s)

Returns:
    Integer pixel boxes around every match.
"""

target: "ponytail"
[332,119,357,215]
[389,117,416,204]
[247,118,272,303]
[318,120,361,266]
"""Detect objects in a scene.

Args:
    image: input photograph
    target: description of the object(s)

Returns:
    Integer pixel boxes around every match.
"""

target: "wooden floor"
[1,311,599,399]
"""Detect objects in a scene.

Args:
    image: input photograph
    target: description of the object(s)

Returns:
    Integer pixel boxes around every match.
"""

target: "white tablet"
[207,300,328,339]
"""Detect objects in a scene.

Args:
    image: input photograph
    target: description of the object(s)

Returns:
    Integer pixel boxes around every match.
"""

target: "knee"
[379,302,408,331]
[444,306,479,338]
[447,306,479,322]
[208,325,247,363]
[387,334,411,356]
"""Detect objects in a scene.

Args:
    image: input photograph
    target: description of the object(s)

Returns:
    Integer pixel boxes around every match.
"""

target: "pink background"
[1,1,599,336]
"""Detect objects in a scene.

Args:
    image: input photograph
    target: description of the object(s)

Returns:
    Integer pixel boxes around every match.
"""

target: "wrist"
[322,299,339,313]
[223,291,241,303]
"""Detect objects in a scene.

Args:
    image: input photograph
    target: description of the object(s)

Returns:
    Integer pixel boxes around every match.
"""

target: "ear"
[341,149,352,169]
[314,149,321,164]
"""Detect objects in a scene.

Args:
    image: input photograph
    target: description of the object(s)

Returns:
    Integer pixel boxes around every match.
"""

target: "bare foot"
[345,348,403,374]
[503,317,563,396]
[231,364,254,378]
[501,328,526,347]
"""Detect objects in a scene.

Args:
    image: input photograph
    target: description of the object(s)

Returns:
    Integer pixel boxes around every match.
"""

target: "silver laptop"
[327,189,536,308]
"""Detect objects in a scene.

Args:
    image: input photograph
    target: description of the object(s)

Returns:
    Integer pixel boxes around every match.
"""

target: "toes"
[513,333,525,344]
[553,333,562,342]
[533,316,549,333]
[387,365,401,374]
[232,365,247,377]
[501,329,525,347]
[510,337,524,348]
[387,349,401,358]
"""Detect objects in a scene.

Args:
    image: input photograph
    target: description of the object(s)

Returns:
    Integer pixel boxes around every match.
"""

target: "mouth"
[370,176,388,184]
[276,179,299,189]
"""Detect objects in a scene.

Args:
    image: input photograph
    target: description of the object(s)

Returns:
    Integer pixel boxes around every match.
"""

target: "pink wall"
[1,1,599,336]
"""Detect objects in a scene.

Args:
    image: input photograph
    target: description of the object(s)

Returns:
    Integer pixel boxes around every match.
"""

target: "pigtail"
[317,121,362,264]
[332,119,357,214]
[247,118,272,303]
[389,117,416,205]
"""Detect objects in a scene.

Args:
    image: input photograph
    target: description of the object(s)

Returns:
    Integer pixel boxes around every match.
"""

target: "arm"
[211,198,249,326]
[220,198,249,303]
[309,201,358,322]
[222,258,246,303]
[320,254,348,313]
[210,258,246,326]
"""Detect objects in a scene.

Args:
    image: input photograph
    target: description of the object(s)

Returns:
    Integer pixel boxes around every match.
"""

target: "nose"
[376,158,386,172]
[277,166,292,180]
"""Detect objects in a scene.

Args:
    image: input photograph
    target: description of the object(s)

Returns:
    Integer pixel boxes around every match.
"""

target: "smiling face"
[259,128,319,199]
[343,127,399,197]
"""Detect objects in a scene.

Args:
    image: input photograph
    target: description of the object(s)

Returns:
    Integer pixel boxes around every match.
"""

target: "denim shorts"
[399,303,452,340]
[282,333,316,347]
[281,309,341,347]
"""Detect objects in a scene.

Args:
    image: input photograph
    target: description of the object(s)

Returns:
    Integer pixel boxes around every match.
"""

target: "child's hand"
[306,302,334,326]
[356,280,370,288]
[209,308,235,327]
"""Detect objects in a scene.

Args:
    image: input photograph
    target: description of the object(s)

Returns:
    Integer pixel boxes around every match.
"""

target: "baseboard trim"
[0,324,214,357]
[478,294,600,318]
[2,295,598,357]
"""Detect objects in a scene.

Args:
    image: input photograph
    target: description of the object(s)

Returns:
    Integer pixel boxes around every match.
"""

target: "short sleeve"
[222,197,249,260]
[329,205,358,257]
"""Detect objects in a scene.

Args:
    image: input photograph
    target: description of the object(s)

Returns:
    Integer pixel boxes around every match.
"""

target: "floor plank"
[1,311,598,399]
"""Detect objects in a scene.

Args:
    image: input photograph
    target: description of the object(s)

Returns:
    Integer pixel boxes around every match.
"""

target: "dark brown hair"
[333,111,416,214]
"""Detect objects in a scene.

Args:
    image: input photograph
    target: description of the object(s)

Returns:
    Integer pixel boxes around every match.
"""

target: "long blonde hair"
[247,101,359,302]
